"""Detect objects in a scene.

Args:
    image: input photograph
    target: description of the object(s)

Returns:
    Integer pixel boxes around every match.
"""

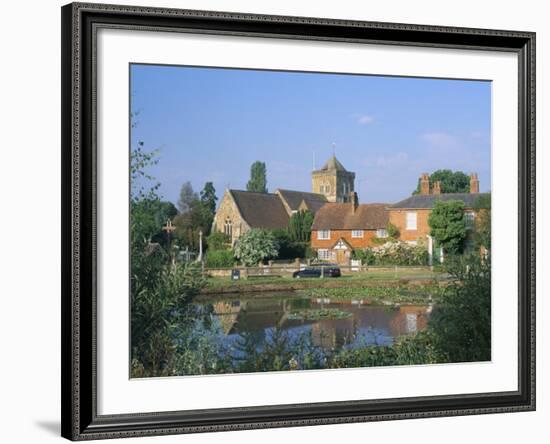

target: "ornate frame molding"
[61,2,535,440]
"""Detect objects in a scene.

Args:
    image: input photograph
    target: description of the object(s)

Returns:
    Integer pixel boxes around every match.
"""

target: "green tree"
[473,193,491,251]
[206,231,231,251]
[173,199,214,250]
[200,181,218,215]
[428,200,467,254]
[178,181,198,213]
[386,222,400,240]
[129,142,205,377]
[246,161,268,193]
[288,210,314,242]
[413,169,470,195]
[428,254,491,362]
[133,200,178,247]
[234,229,279,266]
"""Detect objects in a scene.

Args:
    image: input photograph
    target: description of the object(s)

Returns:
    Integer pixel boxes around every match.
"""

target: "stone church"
[212,155,352,245]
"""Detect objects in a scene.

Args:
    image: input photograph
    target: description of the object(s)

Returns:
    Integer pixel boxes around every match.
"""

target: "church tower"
[311,155,356,202]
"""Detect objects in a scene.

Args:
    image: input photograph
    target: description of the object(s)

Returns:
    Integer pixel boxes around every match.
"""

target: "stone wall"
[212,191,249,245]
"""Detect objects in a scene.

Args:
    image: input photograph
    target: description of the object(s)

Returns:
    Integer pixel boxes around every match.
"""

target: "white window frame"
[376,229,388,238]
[406,212,417,230]
[317,230,331,240]
[351,230,364,238]
[318,249,331,260]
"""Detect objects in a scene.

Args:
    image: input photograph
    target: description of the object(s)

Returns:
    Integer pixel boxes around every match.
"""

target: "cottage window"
[351,230,364,238]
[317,230,330,240]
[376,229,388,238]
[465,211,475,229]
[406,212,417,230]
[318,249,331,260]
[224,219,232,237]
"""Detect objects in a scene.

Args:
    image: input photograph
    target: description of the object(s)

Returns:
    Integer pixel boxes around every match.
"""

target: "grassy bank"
[201,270,447,295]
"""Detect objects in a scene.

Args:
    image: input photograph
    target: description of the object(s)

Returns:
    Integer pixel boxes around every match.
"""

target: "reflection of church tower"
[312,155,356,202]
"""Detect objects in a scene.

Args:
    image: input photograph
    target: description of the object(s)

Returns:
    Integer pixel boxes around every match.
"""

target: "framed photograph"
[61,2,535,440]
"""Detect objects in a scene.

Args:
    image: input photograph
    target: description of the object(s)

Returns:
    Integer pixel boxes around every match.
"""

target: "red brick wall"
[311,229,379,250]
[388,209,432,242]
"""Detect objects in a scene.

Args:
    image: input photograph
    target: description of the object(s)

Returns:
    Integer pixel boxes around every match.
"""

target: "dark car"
[292,264,341,278]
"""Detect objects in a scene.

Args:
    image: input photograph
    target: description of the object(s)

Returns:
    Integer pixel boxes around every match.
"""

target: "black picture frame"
[61,2,536,440]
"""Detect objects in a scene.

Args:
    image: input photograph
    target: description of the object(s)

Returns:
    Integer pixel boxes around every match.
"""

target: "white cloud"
[356,114,375,125]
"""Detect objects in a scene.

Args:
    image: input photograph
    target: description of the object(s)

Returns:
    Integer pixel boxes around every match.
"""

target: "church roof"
[390,192,490,209]
[229,190,289,230]
[275,189,327,212]
[311,203,389,230]
[318,155,347,172]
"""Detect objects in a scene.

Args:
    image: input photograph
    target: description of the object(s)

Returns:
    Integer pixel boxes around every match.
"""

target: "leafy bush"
[234,229,279,266]
[205,250,235,268]
[353,241,429,266]
[428,253,491,362]
[206,231,231,251]
[428,200,467,254]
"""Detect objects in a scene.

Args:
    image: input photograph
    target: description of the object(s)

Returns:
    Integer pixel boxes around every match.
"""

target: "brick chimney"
[470,173,479,193]
[432,180,441,195]
[349,191,359,213]
[420,173,430,195]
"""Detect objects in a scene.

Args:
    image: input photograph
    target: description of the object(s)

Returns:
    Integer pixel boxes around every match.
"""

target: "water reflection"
[194,292,430,352]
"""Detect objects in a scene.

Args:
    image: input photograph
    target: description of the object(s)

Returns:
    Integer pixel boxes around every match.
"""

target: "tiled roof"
[229,190,289,230]
[311,203,389,230]
[315,155,347,172]
[390,192,490,209]
[275,189,327,212]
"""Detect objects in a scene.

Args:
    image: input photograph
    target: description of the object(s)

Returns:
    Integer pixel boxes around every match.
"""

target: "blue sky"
[130,64,491,206]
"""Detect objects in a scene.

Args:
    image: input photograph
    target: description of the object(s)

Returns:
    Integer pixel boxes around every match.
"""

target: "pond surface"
[193,291,431,353]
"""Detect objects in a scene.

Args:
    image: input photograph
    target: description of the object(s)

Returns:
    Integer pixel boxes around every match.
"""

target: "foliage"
[246,161,268,193]
[271,229,307,259]
[428,200,467,254]
[428,254,491,363]
[205,250,235,268]
[131,263,206,377]
[288,210,314,242]
[231,328,324,373]
[173,200,213,250]
[473,193,491,251]
[353,241,429,266]
[178,181,198,213]
[307,285,442,305]
[206,231,231,252]
[129,141,206,377]
[200,181,217,215]
[386,222,400,239]
[413,169,470,195]
[234,229,279,266]
[133,200,178,247]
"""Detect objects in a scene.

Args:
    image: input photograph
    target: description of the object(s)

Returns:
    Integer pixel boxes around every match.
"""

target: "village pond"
[191,291,432,356]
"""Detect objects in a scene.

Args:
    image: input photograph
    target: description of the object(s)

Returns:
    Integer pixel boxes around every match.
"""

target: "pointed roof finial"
[332,142,336,156]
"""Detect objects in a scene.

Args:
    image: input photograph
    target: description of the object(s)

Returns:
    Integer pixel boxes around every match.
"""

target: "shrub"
[354,241,428,266]
[234,229,279,266]
[206,231,231,251]
[205,250,235,268]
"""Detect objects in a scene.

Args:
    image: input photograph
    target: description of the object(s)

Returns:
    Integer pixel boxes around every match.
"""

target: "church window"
[224,218,232,237]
